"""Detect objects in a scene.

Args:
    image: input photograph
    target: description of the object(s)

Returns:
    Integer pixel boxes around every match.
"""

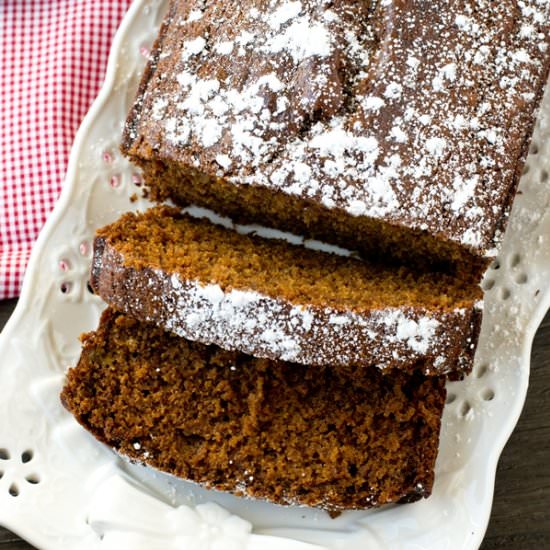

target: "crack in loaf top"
[125,0,550,256]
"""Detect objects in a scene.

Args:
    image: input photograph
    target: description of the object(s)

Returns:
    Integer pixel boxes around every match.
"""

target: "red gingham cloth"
[0,0,131,300]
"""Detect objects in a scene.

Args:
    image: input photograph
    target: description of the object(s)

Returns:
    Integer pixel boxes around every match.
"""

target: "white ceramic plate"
[1,1,549,548]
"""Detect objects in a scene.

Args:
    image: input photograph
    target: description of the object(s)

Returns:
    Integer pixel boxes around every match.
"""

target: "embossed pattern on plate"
[0,1,549,549]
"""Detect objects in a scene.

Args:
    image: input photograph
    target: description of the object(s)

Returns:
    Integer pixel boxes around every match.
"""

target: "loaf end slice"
[61,308,447,512]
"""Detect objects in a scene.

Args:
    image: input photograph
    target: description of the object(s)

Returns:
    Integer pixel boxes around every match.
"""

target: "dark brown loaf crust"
[121,0,550,275]
[61,308,447,512]
[91,207,483,376]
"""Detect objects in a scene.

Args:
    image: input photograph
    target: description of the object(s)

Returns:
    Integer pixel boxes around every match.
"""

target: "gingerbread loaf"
[121,0,550,275]
[91,206,482,376]
[61,308,447,512]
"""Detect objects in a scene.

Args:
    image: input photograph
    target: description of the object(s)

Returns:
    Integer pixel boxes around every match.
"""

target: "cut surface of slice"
[61,308,447,512]
[92,206,483,375]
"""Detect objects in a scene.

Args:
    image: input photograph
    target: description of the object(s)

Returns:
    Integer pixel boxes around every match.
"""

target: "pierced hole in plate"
[21,450,33,464]
[446,393,457,405]
[460,401,472,417]
[515,273,528,285]
[59,259,70,272]
[482,389,495,402]
[110,175,121,188]
[102,150,114,163]
[476,364,489,378]
[529,142,539,155]
[482,279,495,291]
[541,170,549,183]
[79,241,90,256]
[132,173,142,186]
[509,253,521,268]
[86,280,95,295]
[500,287,511,300]
[25,474,40,485]
[60,282,72,295]
[9,484,19,497]
[0,449,10,460]
[490,259,500,270]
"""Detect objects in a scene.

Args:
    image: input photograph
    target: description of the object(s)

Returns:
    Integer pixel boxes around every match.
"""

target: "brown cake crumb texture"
[122,0,550,277]
[92,206,482,375]
[61,309,447,512]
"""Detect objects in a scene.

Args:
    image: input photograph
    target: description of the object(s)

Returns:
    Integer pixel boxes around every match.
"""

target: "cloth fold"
[0,0,131,299]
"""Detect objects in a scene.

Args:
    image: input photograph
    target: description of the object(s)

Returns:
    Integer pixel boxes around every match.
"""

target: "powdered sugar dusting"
[180,36,206,60]
[130,0,550,257]
[265,17,332,62]
[267,1,302,29]
[392,313,440,354]
[160,273,465,369]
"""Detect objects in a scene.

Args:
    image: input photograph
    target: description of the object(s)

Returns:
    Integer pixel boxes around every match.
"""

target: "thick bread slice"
[61,308,447,512]
[91,206,482,376]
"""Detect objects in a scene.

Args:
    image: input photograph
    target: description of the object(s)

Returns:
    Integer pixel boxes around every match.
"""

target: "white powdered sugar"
[460,227,484,249]
[450,175,479,213]
[199,118,223,147]
[263,1,332,61]
[164,276,303,362]
[392,314,440,354]
[115,269,471,372]
[364,96,385,111]
[164,117,190,146]
[151,98,168,120]
[425,137,447,158]
[265,18,332,62]
[390,126,408,143]
[383,82,403,99]
[184,9,203,23]
[267,1,303,30]
[181,36,206,60]
[215,154,232,169]
[213,41,234,55]
[308,126,379,160]
[135,0,550,257]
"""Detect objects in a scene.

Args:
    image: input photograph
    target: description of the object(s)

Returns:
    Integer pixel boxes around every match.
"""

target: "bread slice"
[61,308,447,512]
[121,0,550,276]
[91,206,482,376]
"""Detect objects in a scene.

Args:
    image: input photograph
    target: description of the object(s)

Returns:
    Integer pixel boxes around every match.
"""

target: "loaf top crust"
[123,0,550,258]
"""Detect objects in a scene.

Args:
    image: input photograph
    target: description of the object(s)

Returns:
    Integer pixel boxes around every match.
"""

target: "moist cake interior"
[96,206,483,314]
[62,309,447,512]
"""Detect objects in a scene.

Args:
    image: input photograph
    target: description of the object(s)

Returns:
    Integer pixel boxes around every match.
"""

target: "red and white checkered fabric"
[0,0,131,300]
